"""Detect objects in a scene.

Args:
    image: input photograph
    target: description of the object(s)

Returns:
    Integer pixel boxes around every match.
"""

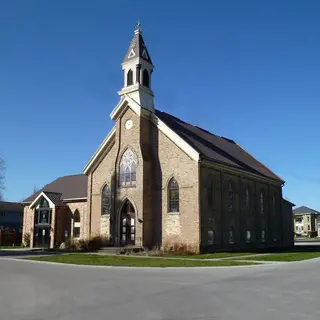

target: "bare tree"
[0,157,5,201]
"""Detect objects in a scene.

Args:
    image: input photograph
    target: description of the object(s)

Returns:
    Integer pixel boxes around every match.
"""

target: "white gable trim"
[110,94,142,120]
[83,127,116,175]
[151,114,200,162]
[29,192,55,209]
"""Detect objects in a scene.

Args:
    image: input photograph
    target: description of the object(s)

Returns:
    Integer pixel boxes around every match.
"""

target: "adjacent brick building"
[22,25,294,251]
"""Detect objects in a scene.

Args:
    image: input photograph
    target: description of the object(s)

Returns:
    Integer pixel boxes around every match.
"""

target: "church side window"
[244,187,250,210]
[101,184,111,215]
[127,69,133,86]
[119,149,137,187]
[207,174,214,207]
[260,191,264,215]
[272,193,276,216]
[208,229,215,245]
[73,210,81,238]
[229,227,235,244]
[228,181,234,212]
[168,178,179,213]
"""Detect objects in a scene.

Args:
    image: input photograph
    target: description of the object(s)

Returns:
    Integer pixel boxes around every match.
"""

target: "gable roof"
[43,192,64,206]
[155,110,284,183]
[283,199,295,207]
[0,201,23,213]
[293,206,320,215]
[23,174,87,203]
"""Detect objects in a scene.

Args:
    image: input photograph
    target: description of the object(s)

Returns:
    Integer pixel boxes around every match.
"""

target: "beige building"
[22,25,294,252]
[293,206,319,236]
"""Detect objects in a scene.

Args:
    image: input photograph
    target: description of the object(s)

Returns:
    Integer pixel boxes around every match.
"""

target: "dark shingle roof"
[0,201,23,213]
[43,192,65,207]
[155,110,284,183]
[293,206,320,215]
[123,29,153,65]
[23,174,87,203]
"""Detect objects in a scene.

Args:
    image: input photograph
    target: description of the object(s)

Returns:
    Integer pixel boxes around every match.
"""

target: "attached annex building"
[22,26,294,251]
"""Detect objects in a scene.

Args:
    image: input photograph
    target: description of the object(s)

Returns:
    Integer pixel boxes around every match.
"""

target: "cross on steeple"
[135,21,141,33]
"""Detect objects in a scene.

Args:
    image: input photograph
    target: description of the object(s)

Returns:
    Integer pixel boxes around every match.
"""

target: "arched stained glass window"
[168,178,179,213]
[102,184,111,215]
[119,149,137,187]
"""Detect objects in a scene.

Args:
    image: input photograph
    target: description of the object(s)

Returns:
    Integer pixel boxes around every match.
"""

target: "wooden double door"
[120,200,136,246]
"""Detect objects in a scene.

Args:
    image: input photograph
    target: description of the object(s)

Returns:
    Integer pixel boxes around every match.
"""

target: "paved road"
[1,257,320,320]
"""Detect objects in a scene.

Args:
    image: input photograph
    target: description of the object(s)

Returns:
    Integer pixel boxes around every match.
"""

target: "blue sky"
[1,0,319,208]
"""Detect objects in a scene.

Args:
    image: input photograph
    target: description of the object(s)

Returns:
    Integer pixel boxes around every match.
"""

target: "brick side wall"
[67,201,87,239]
[200,163,285,251]
[22,205,34,247]
[54,206,72,247]
[154,125,200,250]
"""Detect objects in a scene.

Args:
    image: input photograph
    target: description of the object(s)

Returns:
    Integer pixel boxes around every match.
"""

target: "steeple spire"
[119,24,155,113]
[123,23,153,65]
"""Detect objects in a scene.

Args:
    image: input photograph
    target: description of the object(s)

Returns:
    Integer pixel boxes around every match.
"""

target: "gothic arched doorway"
[120,200,136,246]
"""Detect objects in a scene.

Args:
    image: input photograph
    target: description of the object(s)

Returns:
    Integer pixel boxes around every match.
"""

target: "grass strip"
[170,252,257,259]
[27,254,259,267]
[240,252,320,262]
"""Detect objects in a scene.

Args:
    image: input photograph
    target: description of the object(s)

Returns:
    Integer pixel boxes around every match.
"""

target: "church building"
[22,25,294,252]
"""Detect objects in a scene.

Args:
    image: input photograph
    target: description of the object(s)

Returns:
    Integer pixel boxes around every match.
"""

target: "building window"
[101,184,111,215]
[40,198,49,208]
[208,229,215,245]
[307,216,310,222]
[168,178,179,213]
[229,227,235,244]
[272,194,276,216]
[142,69,150,88]
[308,225,310,231]
[119,148,137,187]
[127,69,133,86]
[228,181,234,212]
[207,174,214,207]
[244,187,250,210]
[73,210,80,238]
[246,230,251,243]
[296,226,298,231]
[273,231,277,243]
[261,229,266,243]
[260,191,264,215]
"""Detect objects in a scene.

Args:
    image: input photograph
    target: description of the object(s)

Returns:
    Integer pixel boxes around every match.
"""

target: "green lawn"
[171,252,256,259]
[239,252,320,262]
[27,254,259,267]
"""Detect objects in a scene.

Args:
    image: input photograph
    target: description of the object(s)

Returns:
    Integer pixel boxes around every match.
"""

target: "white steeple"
[118,23,154,113]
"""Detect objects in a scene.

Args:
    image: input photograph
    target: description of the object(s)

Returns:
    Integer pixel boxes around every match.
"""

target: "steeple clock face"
[125,119,133,130]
